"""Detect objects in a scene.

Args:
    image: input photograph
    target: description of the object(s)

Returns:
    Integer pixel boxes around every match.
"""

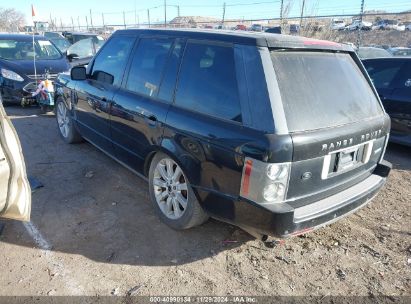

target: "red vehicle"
[235,24,247,31]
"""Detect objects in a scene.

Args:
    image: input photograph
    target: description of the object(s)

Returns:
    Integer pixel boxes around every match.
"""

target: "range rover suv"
[54,29,391,239]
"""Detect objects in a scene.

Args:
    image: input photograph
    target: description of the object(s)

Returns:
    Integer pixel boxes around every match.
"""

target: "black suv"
[54,29,391,239]
[362,57,411,146]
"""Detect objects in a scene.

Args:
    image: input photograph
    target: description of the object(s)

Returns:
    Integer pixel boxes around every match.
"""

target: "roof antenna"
[31,4,37,81]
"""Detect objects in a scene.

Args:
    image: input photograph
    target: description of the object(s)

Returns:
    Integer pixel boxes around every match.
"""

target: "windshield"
[51,38,71,53]
[0,39,62,60]
[357,47,392,59]
[270,51,384,132]
[67,37,105,59]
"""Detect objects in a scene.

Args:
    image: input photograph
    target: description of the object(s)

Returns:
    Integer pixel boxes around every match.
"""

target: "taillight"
[240,157,290,204]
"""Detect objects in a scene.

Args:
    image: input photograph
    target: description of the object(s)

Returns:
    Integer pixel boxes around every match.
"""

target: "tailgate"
[286,115,390,207]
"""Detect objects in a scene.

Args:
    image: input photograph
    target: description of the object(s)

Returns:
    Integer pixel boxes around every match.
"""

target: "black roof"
[115,28,352,52]
[0,33,48,41]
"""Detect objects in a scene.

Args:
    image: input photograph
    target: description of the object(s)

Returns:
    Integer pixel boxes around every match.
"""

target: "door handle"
[145,115,158,126]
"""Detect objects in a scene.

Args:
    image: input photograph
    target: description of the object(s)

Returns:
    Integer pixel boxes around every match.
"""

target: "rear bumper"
[283,173,385,237]
[200,161,391,238]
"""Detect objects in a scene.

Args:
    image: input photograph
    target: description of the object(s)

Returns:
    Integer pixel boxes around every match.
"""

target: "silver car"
[0,97,31,221]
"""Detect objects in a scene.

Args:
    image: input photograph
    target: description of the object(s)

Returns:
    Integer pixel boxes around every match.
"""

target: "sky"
[7,0,411,27]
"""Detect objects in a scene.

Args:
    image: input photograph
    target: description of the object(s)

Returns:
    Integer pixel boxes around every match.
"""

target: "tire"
[40,104,53,114]
[55,97,83,144]
[148,152,209,230]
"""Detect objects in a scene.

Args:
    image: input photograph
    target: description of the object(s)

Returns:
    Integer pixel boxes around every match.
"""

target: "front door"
[111,37,183,173]
[74,35,136,154]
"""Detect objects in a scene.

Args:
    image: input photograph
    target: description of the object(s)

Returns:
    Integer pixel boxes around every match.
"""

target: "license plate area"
[322,141,374,179]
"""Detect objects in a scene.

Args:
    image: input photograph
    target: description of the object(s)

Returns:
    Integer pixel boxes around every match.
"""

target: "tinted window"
[158,40,184,102]
[91,36,134,86]
[175,42,241,122]
[394,62,411,89]
[364,59,404,89]
[125,38,173,97]
[0,39,61,60]
[271,51,383,132]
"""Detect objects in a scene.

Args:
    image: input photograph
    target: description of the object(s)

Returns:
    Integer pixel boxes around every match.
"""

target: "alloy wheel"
[153,158,188,220]
[56,102,69,138]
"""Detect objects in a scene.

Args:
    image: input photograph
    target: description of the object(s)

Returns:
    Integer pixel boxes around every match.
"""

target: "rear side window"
[364,59,404,89]
[271,51,383,132]
[175,42,242,122]
[91,36,135,86]
[125,38,173,97]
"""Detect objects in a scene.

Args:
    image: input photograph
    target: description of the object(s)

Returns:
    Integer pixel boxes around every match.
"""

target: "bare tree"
[0,7,26,32]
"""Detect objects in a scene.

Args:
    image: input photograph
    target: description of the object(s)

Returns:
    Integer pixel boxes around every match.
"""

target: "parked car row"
[324,19,409,32]
[0,32,106,106]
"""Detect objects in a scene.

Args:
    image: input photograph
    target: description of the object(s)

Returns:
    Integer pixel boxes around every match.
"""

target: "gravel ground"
[0,107,410,299]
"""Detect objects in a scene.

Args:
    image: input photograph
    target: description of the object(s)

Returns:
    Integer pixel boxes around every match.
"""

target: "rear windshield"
[270,51,383,132]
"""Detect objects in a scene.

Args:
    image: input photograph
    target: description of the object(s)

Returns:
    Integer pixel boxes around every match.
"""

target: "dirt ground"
[0,106,410,298]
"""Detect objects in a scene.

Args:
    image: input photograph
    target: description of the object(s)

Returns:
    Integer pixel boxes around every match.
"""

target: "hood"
[0,57,70,79]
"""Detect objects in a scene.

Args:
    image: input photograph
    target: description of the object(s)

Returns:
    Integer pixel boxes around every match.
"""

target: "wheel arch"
[144,139,202,187]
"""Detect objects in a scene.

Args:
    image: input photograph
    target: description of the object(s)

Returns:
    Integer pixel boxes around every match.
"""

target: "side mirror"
[70,66,86,81]
[67,53,79,62]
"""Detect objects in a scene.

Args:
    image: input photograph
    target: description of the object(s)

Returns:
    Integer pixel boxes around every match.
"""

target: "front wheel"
[55,97,83,144]
[148,152,209,230]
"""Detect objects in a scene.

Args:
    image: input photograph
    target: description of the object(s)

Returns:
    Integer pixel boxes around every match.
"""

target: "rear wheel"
[55,97,82,144]
[148,152,209,230]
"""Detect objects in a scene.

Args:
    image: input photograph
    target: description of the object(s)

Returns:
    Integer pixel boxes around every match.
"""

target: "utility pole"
[49,13,53,30]
[147,9,150,28]
[85,16,89,31]
[60,18,63,30]
[123,11,126,29]
[102,13,105,30]
[164,0,167,28]
[357,0,365,49]
[134,1,137,26]
[280,0,284,32]
[77,16,80,31]
[71,16,74,30]
[177,5,180,17]
[89,9,93,31]
[299,0,305,35]
[222,2,226,25]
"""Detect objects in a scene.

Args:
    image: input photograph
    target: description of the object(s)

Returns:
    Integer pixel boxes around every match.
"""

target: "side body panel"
[0,100,31,221]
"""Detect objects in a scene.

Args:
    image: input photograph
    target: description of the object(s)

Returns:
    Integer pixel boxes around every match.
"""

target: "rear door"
[388,61,411,137]
[0,100,31,221]
[110,37,181,173]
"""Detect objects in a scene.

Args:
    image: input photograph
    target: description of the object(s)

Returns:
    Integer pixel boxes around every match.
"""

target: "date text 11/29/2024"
[149,296,257,303]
